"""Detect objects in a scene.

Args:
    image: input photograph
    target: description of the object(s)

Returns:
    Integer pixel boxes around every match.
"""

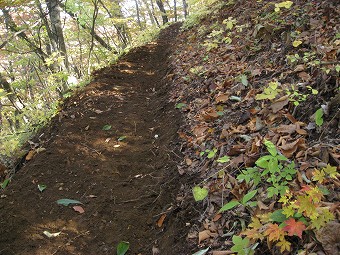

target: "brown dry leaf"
[227,145,245,156]
[275,124,297,134]
[73,206,85,214]
[213,214,222,222]
[157,214,166,228]
[25,150,36,161]
[212,251,234,255]
[215,94,229,103]
[198,230,211,243]
[185,157,193,166]
[200,108,220,122]
[257,200,269,210]
[270,95,289,113]
[294,64,305,72]
[192,125,208,138]
[251,69,261,76]
[298,71,311,81]
[315,221,340,255]
[280,138,306,158]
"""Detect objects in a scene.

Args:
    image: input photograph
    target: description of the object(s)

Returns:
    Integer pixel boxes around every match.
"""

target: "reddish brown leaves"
[283,218,306,238]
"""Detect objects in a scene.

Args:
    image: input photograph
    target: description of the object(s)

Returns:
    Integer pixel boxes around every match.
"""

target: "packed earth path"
[0,23,191,255]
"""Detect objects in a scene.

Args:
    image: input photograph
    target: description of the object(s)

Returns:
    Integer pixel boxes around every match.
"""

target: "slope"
[0,23,190,255]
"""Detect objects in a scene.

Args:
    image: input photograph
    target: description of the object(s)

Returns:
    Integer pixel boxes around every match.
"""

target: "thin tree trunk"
[150,0,160,26]
[99,0,130,48]
[2,9,48,62]
[155,0,168,25]
[46,0,69,70]
[134,0,143,30]
[141,0,156,26]
[60,2,114,51]
[88,0,99,75]
[174,0,177,22]
[182,0,188,18]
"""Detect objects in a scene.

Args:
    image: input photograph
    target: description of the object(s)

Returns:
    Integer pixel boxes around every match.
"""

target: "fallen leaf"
[26,150,36,161]
[193,247,210,255]
[271,95,289,113]
[38,184,47,192]
[215,94,229,103]
[192,186,208,202]
[73,205,85,214]
[102,124,112,131]
[43,231,61,238]
[117,241,130,255]
[198,230,211,243]
[298,71,311,81]
[57,198,83,206]
[212,251,234,255]
[157,214,167,227]
[283,218,306,238]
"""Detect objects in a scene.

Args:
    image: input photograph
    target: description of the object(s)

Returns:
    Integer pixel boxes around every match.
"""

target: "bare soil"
[0,23,192,255]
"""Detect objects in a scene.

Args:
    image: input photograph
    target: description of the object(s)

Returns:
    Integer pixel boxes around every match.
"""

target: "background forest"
[0,0,207,164]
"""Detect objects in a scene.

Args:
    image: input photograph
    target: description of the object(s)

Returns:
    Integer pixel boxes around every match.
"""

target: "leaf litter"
[169,0,339,254]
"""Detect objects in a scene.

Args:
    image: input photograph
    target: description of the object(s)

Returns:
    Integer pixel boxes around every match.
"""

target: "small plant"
[231,236,256,255]
[219,190,258,213]
[200,148,218,158]
[314,108,324,127]
[255,81,282,101]
[285,85,318,106]
[237,140,296,198]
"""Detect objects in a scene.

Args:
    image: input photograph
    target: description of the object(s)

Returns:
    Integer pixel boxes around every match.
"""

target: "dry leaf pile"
[169,1,339,254]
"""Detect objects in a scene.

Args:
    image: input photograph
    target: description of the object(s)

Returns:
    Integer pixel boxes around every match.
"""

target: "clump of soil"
[0,23,192,255]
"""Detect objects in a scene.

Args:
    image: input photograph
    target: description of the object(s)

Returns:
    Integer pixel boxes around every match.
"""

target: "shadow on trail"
[0,23,190,255]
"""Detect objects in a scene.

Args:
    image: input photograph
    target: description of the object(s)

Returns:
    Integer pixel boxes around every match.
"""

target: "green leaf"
[175,103,186,109]
[117,241,129,255]
[102,124,112,131]
[264,140,277,156]
[207,149,217,159]
[270,209,288,223]
[38,184,47,192]
[240,74,248,86]
[315,108,324,126]
[241,190,257,205]
[118,136,126,141]
[57,199,83,206]
[1,178,10,189]
[219,200,240,213]
[192,186,209,202]
[217,155,230,163]
[292,40,302,47]
[192,247,209,255]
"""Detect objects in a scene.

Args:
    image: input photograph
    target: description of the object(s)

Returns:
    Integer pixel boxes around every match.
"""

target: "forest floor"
[0,23,193,255]
[1,1,340,255]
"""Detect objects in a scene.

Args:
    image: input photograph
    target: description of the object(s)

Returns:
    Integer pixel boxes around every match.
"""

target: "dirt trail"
[0,24,189,255]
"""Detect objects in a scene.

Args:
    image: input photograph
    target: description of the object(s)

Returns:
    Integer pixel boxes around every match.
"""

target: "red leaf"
[283,218,306,238]
[73,205,85,214]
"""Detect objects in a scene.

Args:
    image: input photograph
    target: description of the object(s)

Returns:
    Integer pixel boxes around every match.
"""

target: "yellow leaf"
[312,169,326,183]
[322,164,338,178]
[282,205,295,218]
[277,238,291,253]
[249,217,262,229]
[292,40,303,47]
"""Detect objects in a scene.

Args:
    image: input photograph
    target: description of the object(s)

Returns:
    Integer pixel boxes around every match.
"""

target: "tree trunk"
[60,2,114,51]
[45,0,69,70]
[99,0,130,48]
[150,0,160,27]
[134,0,143,30]
[141,0,156,26]
[35,0,56,55]
[2,9,48,62]
[173,0,177,22]
[182,0,188,18]
[88,0,99,75]
[155,0,168,25]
